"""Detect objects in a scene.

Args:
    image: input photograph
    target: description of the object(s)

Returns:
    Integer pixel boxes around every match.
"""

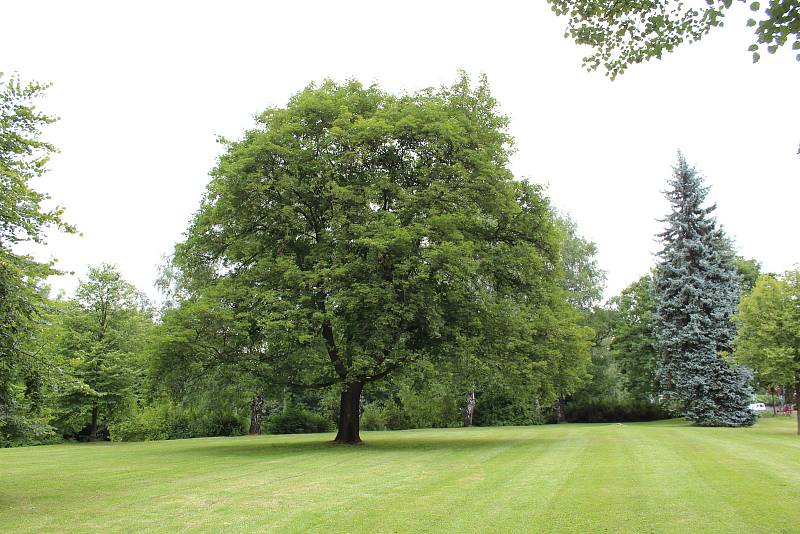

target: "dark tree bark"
[555,394,566,424]
[463,390,476,427]
[249,395,265,435]
[334,381,363,445]
[89,403,99,441]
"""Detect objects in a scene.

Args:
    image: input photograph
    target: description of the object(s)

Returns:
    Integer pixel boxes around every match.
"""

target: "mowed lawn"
[1,418,799,533]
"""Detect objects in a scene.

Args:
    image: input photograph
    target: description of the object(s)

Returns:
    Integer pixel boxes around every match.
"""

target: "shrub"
[206,412,247,437]
[473,390,544,427]
[564,398,670,423]
[109,402,247,442]
[267,406,333,434]
[360,404,388,431]
[109,404,169,442]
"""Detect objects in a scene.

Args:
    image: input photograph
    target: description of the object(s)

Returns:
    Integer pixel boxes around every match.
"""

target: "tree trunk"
[771,387,776,416]
[795,382,799,436]
[555,394,566,424]
[89,403,99,441]
[334,381,363,445]
[249,395,265,435]
[463,390,476,427]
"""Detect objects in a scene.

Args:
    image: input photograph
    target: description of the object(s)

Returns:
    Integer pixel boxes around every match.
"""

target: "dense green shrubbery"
[360,404,389,431]
[266,406,333,434]
[109,402,247,442]
[473,390,544,427]
[564,398,670,423]
[360,386,462,431]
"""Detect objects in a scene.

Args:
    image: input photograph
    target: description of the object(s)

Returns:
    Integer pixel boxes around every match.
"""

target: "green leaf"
[767,45,778,54]
[750,1,760,10]
[753,51,761,62]
[748,44,759,51]
[746,18,757,27]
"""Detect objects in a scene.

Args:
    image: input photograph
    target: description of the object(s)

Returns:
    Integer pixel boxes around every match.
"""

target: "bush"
[109,402,248,442]
[398,387,462,429]
[109,404,169,442]
[267,406,332,434]
[473,390,544,427]
[564,398,670,423]
[207,412,247,437]
[360,404,388,431]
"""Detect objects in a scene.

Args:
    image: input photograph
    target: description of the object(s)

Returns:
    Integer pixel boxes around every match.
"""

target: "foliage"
[545,214,607,419]
[151,283,269,400]
[611,274,660,401]
[0,72,74,445]
[172,74,578,443]
[555,213,606,312]
[267,406,332,434]
[360,369,465,430]
[653,154,754,427]
[547,0,800,78]
[109,395,250,442]
[568,306,623,404]
[564,398,671,423]
[360,403,389,431]
[539,297,595,403]
[472,386,545,426]
[0,72,74,246]
[108,401,188,442]
[735,257,762,294]
[734,271,800,401]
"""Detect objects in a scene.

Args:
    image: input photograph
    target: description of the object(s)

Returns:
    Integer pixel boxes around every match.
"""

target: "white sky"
[4,0,799,303]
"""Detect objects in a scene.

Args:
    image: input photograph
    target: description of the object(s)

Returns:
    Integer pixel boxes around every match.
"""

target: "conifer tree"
[653,154,755,427]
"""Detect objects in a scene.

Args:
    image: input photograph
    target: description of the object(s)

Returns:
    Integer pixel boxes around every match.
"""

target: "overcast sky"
[5,0,799,303]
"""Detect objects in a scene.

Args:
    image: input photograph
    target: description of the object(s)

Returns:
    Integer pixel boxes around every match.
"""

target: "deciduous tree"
[55,264,152,440]
[173,75,575,444]
[734,271,800,433]
[0,72,74,445]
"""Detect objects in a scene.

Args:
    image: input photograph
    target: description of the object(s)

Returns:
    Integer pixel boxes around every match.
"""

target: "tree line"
[1,71,797,447]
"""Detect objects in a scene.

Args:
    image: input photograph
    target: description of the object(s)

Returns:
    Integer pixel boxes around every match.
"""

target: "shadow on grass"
[171,432,555,459]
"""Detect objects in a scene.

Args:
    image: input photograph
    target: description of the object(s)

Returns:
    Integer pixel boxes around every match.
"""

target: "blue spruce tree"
[653,155,755,427]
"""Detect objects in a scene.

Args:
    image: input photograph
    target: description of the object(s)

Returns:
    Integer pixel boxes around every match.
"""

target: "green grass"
[1,418,799,533]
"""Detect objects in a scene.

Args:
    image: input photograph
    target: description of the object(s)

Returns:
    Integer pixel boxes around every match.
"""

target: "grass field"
[1,417,799,533]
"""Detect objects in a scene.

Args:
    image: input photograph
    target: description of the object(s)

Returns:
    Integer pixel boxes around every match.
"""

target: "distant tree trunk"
[89,403,99,441]
[464,390,476,427]
[771,386,776,415]
[795,382,799,436]
[249,395,265,435]
[334,381,363,445]
[555,394,566,424]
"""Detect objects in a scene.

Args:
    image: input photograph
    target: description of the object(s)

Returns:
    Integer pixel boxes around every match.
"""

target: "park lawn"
[1,418,798,533]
